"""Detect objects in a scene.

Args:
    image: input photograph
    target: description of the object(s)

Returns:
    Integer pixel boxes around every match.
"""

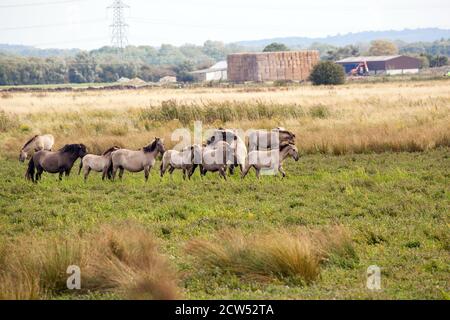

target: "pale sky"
[0,0,449,49]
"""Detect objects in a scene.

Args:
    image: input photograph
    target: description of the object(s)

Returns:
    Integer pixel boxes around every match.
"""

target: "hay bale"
[227,51,319,82]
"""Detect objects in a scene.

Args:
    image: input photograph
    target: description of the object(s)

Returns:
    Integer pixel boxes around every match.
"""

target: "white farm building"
[190,61,227,82]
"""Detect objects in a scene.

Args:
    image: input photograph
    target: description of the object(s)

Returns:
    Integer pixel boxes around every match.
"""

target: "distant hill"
[235,28,450,48]
[0,44,80,57]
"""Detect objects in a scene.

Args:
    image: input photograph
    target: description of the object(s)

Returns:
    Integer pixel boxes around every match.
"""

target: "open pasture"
[0,80,449,300]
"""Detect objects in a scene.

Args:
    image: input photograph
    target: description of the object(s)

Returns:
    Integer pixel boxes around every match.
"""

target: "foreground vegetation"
[0,149,448,299]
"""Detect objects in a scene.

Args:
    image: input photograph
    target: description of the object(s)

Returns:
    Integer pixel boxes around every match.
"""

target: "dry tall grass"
[0,222,180,300]
[0,80,449,158]
[186,226,356,284]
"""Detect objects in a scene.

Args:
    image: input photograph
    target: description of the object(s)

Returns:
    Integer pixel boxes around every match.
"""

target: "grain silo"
[227,51,320,82]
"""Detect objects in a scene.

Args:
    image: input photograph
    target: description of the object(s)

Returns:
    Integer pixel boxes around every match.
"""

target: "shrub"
[309,61,345,85]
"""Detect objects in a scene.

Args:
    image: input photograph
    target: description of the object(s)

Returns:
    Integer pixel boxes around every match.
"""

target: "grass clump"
[0,222,180,300]
[83,222,180,300]
[186,226,356,284]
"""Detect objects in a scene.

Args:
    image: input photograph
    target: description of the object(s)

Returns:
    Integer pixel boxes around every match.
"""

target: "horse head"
[289,144,300,161]
[144,138,165,155]
[19,150,27,162]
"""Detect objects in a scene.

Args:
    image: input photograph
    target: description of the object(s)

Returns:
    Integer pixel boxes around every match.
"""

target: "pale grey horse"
[206,128,247,175]
[160,144,202,180]
[110,138,165,182]
[200,141,234,180]
[241,143,299,179]
[19,134,55,162]
[78,146,120,181]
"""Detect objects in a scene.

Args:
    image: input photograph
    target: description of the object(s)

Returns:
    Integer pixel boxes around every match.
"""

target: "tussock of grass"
[186,226,356,284]
[0,222,180,300]
[0,237,85,299]
[83,223,180,300]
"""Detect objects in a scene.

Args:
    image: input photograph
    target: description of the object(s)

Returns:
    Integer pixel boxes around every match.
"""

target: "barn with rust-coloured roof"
[336,55,421,75]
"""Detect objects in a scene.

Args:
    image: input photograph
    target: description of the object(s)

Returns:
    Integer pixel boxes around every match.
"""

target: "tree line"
[0,41,245,85]
[0,39,448,86]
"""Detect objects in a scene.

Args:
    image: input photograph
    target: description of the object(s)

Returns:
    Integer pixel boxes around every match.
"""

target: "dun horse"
[160,144,202,180]
[248,128,296,152]
[25,144,87,182]
[79,146,120,181]
[200,141,234,180]
[241,143,299,179]
[19,134,55,162]
[206,128,247,175]
[110,138,165,181]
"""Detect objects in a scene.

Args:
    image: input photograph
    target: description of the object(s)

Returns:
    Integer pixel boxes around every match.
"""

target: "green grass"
[0,149,449,299]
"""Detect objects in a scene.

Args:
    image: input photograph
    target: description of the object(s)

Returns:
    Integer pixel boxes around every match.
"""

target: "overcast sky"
[0,0,449,49]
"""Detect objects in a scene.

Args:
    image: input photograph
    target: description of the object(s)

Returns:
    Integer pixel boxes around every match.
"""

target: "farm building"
[227,51,320,82]
[159,76,177,84]
[336,55,421,75]
[190,61,227,82]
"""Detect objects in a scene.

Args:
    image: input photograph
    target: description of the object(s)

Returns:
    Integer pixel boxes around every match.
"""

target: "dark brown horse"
[25,144,87,182]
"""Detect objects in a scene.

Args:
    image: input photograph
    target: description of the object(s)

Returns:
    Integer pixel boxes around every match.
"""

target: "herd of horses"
[21,128,300,183]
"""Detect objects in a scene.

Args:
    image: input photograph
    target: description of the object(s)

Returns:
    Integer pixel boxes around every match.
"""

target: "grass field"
[0,80,449,300]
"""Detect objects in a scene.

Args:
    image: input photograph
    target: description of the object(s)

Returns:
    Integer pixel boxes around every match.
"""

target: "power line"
[0,0,88,8]
[0,19,107,31]
[108,0,129,49]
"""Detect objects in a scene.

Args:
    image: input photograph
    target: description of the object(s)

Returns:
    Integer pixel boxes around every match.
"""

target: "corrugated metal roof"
[336,55,402,63]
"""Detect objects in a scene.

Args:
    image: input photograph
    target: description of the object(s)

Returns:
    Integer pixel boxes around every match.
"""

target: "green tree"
[263,43,290,52]
[428,55,448,67]
[309,61,345,85]
[325,45,360,61]
[368,40,398,56]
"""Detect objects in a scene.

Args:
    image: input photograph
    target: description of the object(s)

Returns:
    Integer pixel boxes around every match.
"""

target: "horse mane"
[22,135,38,150]
[277,129,295,138]
[59,144,84,154]
[102,146,120,156]
[143,139,158,153]
[280,143,293,151]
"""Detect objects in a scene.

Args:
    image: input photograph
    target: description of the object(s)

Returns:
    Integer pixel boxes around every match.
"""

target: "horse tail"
[25,157,35,182]
[78,158,83,175]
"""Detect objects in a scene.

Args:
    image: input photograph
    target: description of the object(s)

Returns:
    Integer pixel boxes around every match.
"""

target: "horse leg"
[160,161,168,178]
[255,167,261,180]
[241,164,249,179]
[279,166,286,178]
[118,167,124,181]
[229,164,235,175]
[182,168,187,180]
[111,165,118,181]
[59,171,64,181]
[84,167,91,182]
[188,164,197,180]
[36,165,43,182]
[219,167,227,180]
[144,166,150,182]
